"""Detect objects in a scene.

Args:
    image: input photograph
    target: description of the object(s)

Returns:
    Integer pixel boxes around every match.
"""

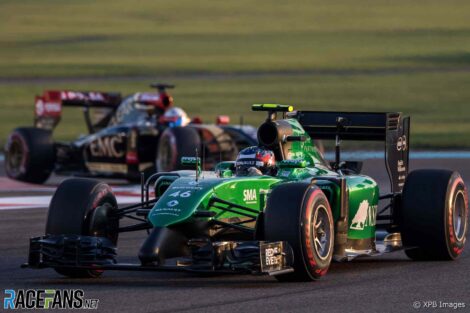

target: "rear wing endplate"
[293,111,410,193]
[34,90,121,130]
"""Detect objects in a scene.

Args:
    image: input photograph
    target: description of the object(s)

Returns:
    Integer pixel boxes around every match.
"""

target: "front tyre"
[264,183,334,281]
[46,178,119,278]
[401,170,468,260]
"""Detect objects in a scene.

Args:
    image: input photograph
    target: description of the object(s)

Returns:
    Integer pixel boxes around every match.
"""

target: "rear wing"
[293,111,410,193]
[34,90,121,130]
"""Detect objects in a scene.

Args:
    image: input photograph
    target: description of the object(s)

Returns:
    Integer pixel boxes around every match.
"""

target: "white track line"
[0,195,142,211]
[324,151,470,160]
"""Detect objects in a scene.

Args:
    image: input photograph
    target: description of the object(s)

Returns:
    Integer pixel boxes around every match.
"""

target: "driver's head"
[161,107,190,127]
[235,146,276,176]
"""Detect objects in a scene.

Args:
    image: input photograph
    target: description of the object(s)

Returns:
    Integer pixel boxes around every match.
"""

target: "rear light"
[126,128,139,164]
[126,151,139,164]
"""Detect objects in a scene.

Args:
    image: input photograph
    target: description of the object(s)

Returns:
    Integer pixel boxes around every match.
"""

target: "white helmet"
[161,107,191,127]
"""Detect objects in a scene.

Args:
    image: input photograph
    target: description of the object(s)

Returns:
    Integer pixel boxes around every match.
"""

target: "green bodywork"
[148,116,379,241]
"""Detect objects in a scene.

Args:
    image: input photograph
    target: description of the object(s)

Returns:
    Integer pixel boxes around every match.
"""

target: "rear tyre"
[5,127,55,184]
[401,170,468,260]
[264,183,334,281]
[45,178,119,278]
[156,127,201,172]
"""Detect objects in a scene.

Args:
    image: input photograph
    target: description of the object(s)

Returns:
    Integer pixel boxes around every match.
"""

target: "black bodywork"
[31,85,257,180]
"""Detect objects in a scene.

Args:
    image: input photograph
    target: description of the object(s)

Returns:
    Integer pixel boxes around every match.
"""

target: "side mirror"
[180,156,201,176]
[215,161,236,178]
[181,156,200,166]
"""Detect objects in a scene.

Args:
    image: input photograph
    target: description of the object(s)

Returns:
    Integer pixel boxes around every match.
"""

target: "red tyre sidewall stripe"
[92,185,114,209]
[303,189,320,269]
[9,133,30,175]
[303,188,332,277]
[447,176,468,256]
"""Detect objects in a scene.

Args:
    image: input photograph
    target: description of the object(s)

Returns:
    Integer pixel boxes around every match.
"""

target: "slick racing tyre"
[46,178,119,278]
[5,127,55,184]
[264,183,334,281]
[156,126,201,172]
[401,170,469,260]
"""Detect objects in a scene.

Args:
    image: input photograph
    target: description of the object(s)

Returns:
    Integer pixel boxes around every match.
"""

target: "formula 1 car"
[23,104,468,281]
[4,84,256,183]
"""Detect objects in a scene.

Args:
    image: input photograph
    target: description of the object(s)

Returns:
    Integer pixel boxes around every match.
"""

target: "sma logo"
[243,189,257,203]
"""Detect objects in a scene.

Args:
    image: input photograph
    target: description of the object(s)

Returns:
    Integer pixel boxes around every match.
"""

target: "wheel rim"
[7,138,25,176]
[157,133,176,172]
[89,203,118,243]
[312,204,332,261]
[453,190,467,242]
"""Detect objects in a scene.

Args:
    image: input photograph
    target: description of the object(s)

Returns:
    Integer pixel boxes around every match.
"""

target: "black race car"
[4,84,257,183]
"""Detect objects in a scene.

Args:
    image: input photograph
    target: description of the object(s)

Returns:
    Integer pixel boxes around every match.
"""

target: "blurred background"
[1,0,469,148]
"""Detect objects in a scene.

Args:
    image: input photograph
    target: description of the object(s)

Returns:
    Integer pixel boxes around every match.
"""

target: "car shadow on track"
[24,253,424,290]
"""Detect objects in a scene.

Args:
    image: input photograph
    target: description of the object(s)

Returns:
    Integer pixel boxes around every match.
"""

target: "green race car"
[24,104,469,281]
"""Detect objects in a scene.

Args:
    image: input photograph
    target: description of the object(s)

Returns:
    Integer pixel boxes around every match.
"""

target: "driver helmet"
[161,107,191,127]
[235,146,276,176]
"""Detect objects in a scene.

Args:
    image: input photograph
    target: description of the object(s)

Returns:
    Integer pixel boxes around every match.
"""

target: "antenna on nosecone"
[202,143,206,179]
[195,148,199,182]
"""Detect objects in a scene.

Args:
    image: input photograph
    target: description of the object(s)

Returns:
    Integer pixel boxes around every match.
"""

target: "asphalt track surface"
[1,158,470,313]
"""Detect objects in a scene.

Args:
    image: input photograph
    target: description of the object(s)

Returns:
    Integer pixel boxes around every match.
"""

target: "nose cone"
[138,227,189,265]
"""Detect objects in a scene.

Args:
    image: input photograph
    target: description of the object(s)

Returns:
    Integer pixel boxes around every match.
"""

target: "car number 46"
[169,191,192,198]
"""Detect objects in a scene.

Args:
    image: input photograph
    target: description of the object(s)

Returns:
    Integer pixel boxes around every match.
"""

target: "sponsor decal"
[171,185,202,190]
[397,135,407,151]
[264,246,281,266]
[236,160,264,167]
[61,91,105,102]
[243,189,257,204]
[150,207,182,217]
[350,200,378,230]
[397,160,407,187]
[89,136,125,158]
[85,162,127,174]
[181,157,200,165]
[260,242,286,273]
[35,98,61,117]
[3,289,98,310]
[397,160,406,173]
[237,153,256,159]
[167,200,179,207]
[287,151,304,159]
[279,159,304,166]
[138,93,160,103]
